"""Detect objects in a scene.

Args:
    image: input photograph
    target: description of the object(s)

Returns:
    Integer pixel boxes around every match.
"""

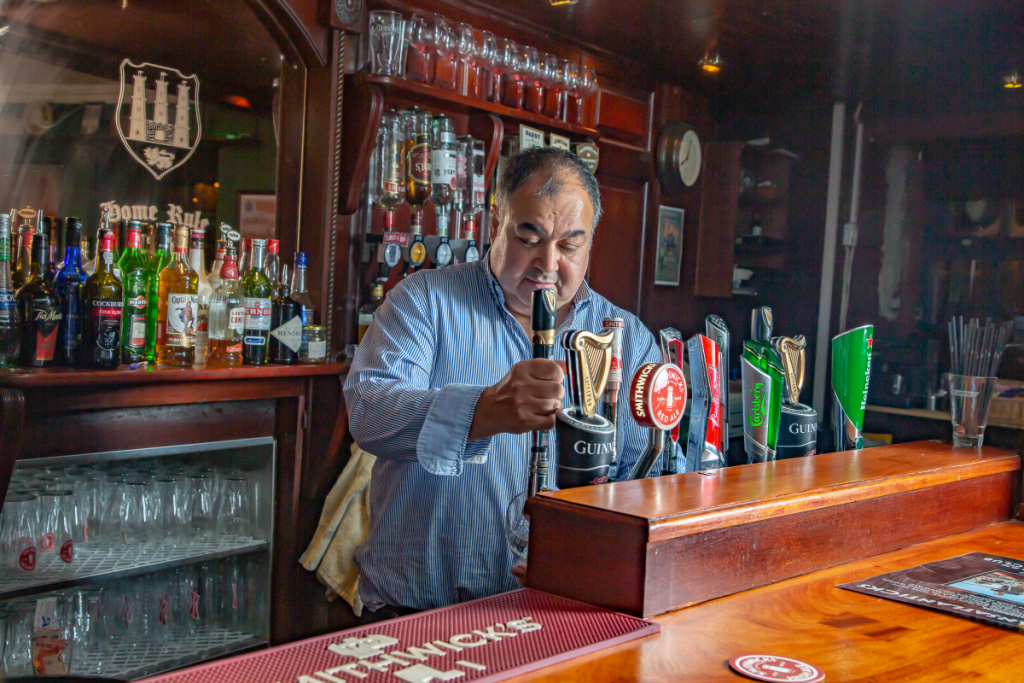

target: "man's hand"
[469,359,564,441]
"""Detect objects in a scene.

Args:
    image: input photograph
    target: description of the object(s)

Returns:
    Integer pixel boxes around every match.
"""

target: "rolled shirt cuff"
[416,383,492,475]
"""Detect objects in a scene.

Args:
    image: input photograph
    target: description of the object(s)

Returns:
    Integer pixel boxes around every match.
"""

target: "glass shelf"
[74,627,266,679]
[0,536,266,601]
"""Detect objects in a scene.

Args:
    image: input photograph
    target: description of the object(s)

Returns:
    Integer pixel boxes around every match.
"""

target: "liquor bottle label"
[358,313,373,326]
[409,138,431,183]
[244,297,272,332]
[91,299,123,351]
[431,149,457,187]
[229,306,245,336]
[33,307,61,361]
[271,315,303,353]
[301,306,314,326]
[307,339,327,360]
[165,293,198,347]
[0,291,15,309]
[127,295,147,348]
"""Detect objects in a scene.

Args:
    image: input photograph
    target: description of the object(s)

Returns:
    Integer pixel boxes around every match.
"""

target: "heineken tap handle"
[626,362,687,480]
[751,307,773,342]
[705,315,730,455]
[528,289,558,497]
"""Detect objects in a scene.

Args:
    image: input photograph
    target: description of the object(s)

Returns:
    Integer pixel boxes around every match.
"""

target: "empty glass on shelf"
[216,478,251,538]
[368,10,406,77]
[2,494,37,573]
[37,490,74,565]
[500,38,525,109]
[479,31,501,103]
[541,53,562,118]
[561,59,580,123]
[404,12,435,85]
[432,15,458,91]
[453,22,477,96]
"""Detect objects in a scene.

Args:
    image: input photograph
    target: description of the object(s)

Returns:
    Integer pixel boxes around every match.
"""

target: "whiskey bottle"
[53,218,88,366]
[155,227,199,366]
[269,264,302,365]
[241,239,273,365]
[0,214,21,367]
[187,228,212,365]
[358,282,384,343]
[145,223,173,362]
[17,234,61,367]
[119,222,150,364]
[207,246,244,369]
[82,231,123,369]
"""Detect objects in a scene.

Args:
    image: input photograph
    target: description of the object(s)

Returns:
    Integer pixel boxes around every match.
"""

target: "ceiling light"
[1004,72,1022,89]
[698,50,722,74]
[548,0,578,5]
[224,95,252,108]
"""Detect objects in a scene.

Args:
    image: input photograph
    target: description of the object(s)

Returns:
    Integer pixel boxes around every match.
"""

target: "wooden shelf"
[351,73,601,140]
[0,362,348,388]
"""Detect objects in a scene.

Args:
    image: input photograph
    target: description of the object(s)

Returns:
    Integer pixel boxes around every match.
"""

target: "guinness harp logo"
[565,329,614,418]
[773,335,807,404]
[116,59,202,180]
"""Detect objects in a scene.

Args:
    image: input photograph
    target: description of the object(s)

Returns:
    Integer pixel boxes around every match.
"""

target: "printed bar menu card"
[840,552,1024,631]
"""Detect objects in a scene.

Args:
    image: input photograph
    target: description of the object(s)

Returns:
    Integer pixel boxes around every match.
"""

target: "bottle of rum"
[53,218,88,366]
[290,252,314,325]
[17,234,61,367]
[119,222,150,364]
[264,239,280,285]
[241,239,273,365]
[269,264,302,365]
[145,223,174,362]
[358,282,385,343]
[82,231,123,369]
[207,246,244,369]
[155,227,199,366]
[187,228,213,365]
[0,214,21,367]
[208,230,227,292]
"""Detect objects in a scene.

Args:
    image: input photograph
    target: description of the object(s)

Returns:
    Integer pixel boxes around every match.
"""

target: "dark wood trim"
[0,388,24,509]
[0,363,348,388]
[339,82,386,215]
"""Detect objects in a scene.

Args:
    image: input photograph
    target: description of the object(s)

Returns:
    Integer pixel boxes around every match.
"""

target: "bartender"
[344,147,671,621]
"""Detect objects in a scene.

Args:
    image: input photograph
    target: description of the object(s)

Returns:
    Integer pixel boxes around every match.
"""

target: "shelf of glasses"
[73,627,266,680]
[351,73,601,139]
[0,536,267,601]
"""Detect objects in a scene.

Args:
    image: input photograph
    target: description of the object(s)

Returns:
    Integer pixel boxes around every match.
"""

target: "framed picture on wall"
[237,191,276,239]
[654,205,684,286]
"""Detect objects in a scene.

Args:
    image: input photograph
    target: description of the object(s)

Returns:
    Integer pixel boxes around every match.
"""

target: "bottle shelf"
[0,536,266,601]
[74,627,265,680]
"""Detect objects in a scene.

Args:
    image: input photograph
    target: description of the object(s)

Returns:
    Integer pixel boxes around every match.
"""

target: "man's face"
[488,170,595,319]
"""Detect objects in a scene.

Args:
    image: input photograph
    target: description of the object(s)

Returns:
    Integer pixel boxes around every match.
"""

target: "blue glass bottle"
[53,217,88,366]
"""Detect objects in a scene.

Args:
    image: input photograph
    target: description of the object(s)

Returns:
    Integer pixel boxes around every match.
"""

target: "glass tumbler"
[155,477,186,538]
[368,10,406,76]
[216,477,252,538]
[190,475,215,537]
[38,489,75,565]
[949,374,997,448]
[2,494,37,573]
[4,600,36,676]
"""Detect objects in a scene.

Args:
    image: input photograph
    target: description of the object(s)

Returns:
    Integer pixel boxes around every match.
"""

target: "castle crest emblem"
[115,59,202,180]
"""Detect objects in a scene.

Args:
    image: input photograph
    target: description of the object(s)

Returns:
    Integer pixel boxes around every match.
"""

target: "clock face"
[678,129,702,187]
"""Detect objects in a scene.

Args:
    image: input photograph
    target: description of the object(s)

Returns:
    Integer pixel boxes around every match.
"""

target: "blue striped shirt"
[343,256,680,612]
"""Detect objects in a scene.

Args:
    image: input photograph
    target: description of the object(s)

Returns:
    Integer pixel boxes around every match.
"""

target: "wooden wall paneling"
[589,175,649,314]
[271,395,304,644]
[0,389,24,509]
[693,141,743,298]
[593,83,654,151]
[266,0,329,64]
[339,82,386,215]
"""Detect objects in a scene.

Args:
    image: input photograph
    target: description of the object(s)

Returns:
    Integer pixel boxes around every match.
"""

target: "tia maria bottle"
[0,214,20,367]
[17,234,61,367]
[82,231,123,369]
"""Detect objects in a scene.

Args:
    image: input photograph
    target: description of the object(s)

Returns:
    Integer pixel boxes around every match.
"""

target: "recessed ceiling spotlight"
[548,0,579,5]
[1004,72,1022,89]
[698,50,722,74]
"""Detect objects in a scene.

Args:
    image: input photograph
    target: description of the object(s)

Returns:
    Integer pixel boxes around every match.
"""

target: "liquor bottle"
[119,222,150,364]
[263,239,280,286]
[403,107,431,272]
[430,114,457,267]
[208,230,227,292]
[358,282,384,343]
[459,136,485,262]
[375,110,407,235]
[207,246,244,369]
[13,212,35,290]
[17,234,61,367]
[290,252,315,326]
[155,227,199,366]
[188,228,213,365]
[43,217,58,282]
[0,214,21,367]
[145,223,174,362]
[82,231,123,369]
[238,238,252,278]
[241,239,273,365]
[53,218,88,366]
[269,265,302,365]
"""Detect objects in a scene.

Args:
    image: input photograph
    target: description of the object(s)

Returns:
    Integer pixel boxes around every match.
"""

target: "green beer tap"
[742,307,784,463]
[831,324,874,452]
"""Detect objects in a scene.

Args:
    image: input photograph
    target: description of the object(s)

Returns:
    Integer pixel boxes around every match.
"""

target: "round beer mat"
[729,654,825,683]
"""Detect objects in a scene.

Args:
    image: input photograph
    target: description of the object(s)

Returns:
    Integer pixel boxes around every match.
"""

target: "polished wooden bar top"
[513,521,1024,682]
[533,441,1019,542]
[0,362,349,387]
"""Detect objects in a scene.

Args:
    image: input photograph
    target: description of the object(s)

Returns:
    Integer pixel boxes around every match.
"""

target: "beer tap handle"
[528,289,557,498]
[625,362,686,480]
[751,307,773,342]
[705,315,731,456]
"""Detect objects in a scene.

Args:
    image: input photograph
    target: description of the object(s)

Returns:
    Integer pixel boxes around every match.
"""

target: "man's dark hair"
[495,147,602,231]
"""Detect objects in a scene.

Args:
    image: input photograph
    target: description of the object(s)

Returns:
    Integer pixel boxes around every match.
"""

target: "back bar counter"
[150,441,1023,682]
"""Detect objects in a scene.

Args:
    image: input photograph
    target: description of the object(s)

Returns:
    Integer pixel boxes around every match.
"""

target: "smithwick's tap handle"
[527,289,558,498]
[626,362,687,481]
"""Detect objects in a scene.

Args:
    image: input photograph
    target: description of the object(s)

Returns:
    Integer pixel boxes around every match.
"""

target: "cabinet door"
[694,141,744,297]
[589,176,649,314]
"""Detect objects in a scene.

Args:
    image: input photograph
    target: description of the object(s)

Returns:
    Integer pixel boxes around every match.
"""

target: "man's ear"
[489,209,500,245]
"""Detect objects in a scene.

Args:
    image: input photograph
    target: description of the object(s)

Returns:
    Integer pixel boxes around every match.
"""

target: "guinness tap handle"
[528,289,558,497]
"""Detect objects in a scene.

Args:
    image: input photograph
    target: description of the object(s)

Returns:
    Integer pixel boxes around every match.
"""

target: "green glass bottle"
[145,223,173,363]
[741,307,784,463]
[119,221,151,364]
[241,239,273,365]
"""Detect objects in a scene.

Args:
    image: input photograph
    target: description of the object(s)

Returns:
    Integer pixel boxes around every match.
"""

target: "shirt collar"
[480,253,592,315]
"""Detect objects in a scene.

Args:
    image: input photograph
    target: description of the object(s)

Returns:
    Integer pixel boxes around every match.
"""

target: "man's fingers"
[522,358,564,382]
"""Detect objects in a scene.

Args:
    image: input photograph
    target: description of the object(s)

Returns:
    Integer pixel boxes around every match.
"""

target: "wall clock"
[656,121,702,194]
